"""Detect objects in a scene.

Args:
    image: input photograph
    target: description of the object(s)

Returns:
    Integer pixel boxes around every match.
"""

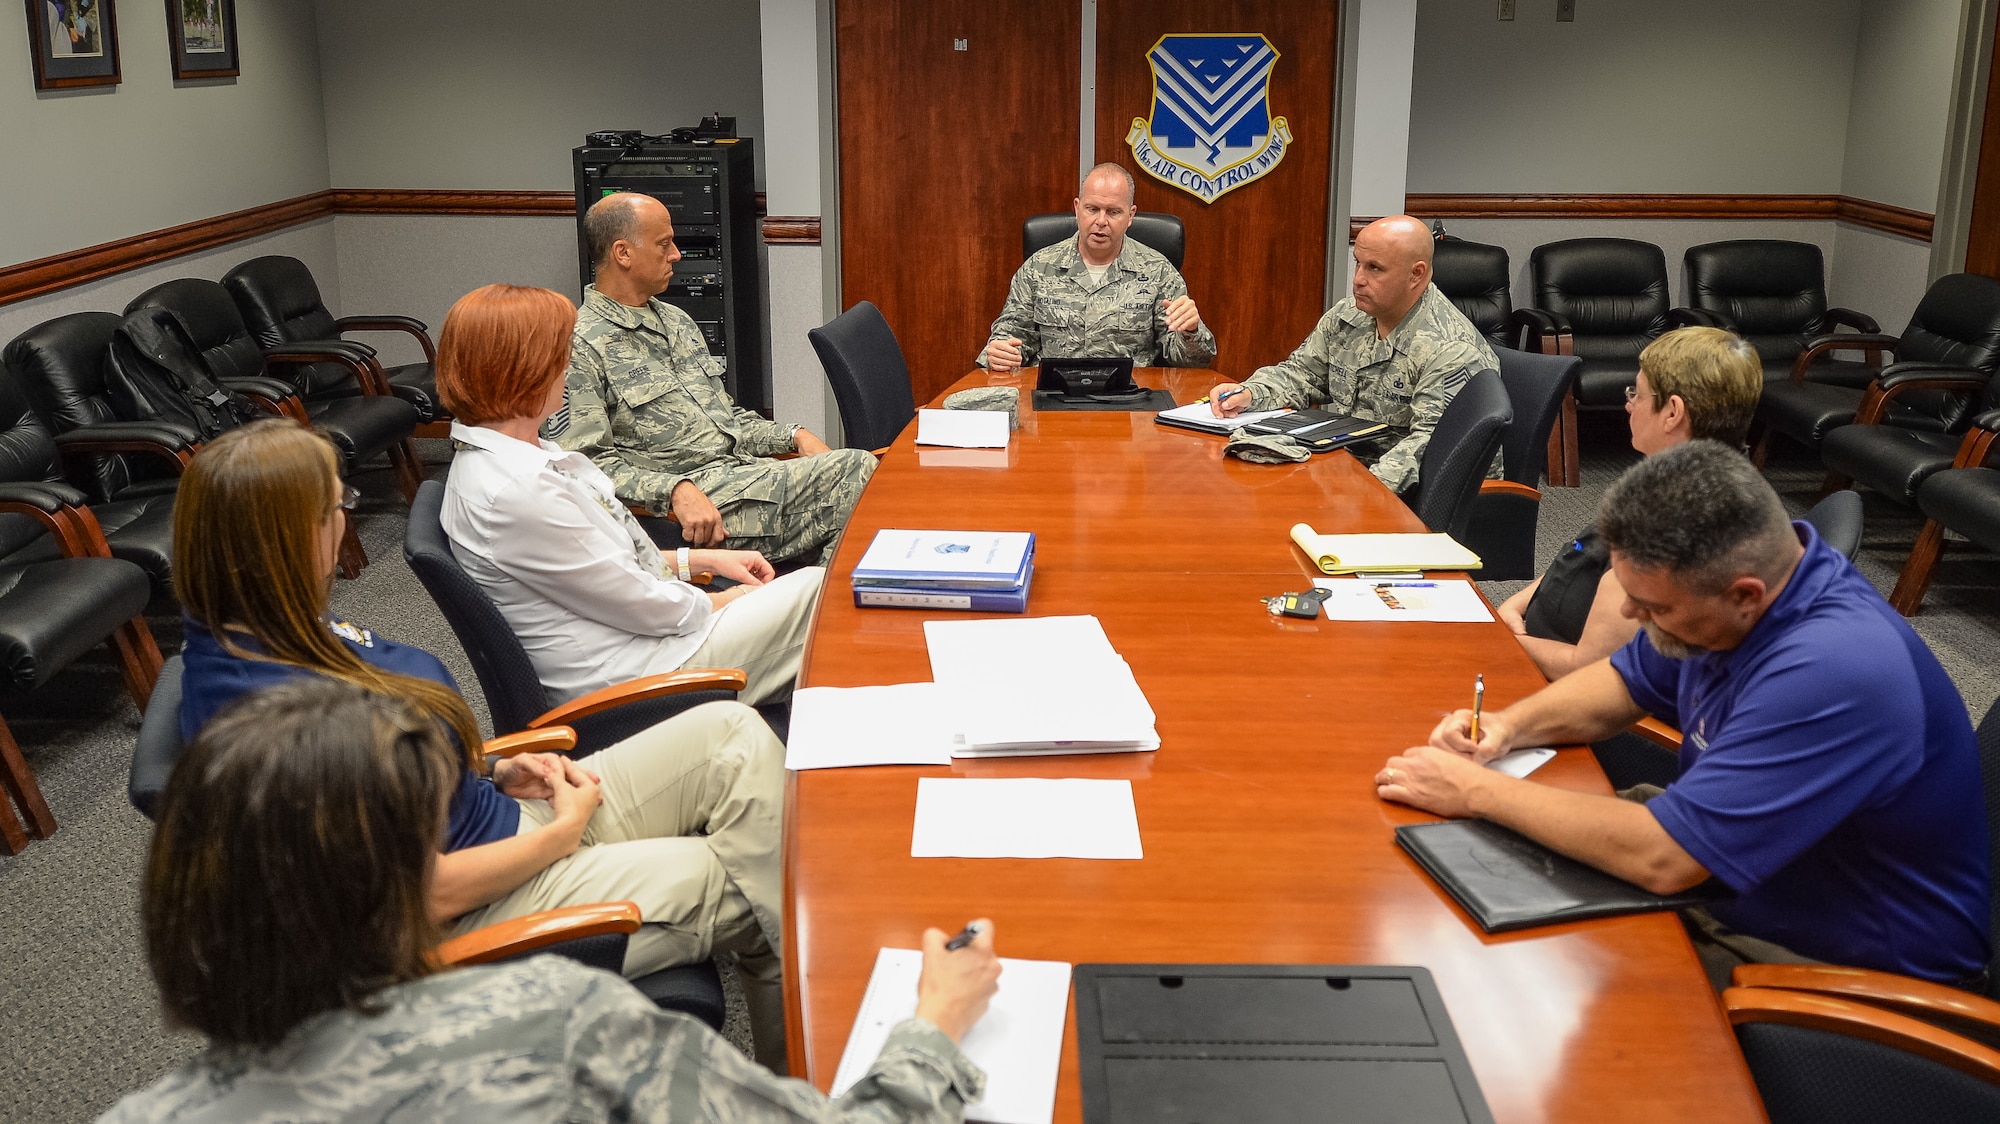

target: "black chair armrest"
[1971,408,2000,433]
[336,315,436,363]
[0,483,114,558]
[1666,307,1731,330]
[1852,363,1993,426]
[0,481,89,512]
[1507,308,1573,354]
[217,377,310,423]
[1791,331,1900,383]
[265,344,394,397]
[1812,307,1882,335]
[53,422,199,475]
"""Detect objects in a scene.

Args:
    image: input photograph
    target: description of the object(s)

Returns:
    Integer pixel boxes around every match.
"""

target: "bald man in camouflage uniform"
[979,163,1216,372]
[1210,215,1499,493]
[553,193,875,567]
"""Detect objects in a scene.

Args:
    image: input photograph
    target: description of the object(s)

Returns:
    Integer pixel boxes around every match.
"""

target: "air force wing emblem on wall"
[1127,34,1292,204]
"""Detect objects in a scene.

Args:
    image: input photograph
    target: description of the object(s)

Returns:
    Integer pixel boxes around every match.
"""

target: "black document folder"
[1396,818,1727,933]
[1074,964,1493,1124]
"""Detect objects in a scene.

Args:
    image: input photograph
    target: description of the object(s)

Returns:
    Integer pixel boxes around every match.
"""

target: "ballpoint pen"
[1470,673,1485,742]
[1217,387,1246,402]
[945,920,984,951]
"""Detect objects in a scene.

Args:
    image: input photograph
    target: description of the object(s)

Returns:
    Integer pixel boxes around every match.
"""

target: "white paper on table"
[785,684,955,770]
[911,777,1143,859]
[832,948,1071,1124]
[924,615,1122,685]
[1311,578,1496,623]
[1154,400,1289,432]
[1487,747,1557,778]
[917,408,1011,448]
[939,663,1158,754]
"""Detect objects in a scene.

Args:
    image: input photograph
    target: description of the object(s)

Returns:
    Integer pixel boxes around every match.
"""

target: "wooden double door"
[836,0,1340,406]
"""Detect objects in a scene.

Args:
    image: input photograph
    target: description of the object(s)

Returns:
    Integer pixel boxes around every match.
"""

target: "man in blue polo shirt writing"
[1377,440,1990,989]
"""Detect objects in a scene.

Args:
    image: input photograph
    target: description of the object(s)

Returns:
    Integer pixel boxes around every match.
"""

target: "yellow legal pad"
[1288,524,1483,575]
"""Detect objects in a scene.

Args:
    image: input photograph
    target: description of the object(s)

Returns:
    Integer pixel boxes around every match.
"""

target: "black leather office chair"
[0,466,162,852]
[1756,273,2000,466]
[808,300,917,452]
[1684,240,1879,382]
[1515,238,1700,411]
[223,255,448,436]
[128,654,726,1028]
[1460,349,1580,580]
[1723,986,2000,1123]
[1406,369,1511,543]
[1819,353,2000,517]
[124,279,423,502]
[0,315,204,591]
[1022,212,1186,270]
[1431,236,1513,350]
[402,480,746,749]
[1888,410,2000,614]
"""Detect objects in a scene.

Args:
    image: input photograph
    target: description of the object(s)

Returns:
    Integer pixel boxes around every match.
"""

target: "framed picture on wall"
[22,0,121,90]
[165,0,235,79]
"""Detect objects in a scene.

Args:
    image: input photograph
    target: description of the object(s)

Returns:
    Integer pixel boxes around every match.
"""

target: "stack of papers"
[852,529,1036,613]
[926,615,1159,756]
[1154,400,1289,434]
[834,948,1072,1124]
[1289,524,1482,575]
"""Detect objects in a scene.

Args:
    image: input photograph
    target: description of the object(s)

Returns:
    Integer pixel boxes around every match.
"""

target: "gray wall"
[314,0,766,190]
[1843,0,1963,213]
[0,1,331,265]
[1408,0,1861,194]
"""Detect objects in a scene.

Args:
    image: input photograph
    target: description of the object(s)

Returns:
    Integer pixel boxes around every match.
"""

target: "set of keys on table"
[1262,586,1331,618]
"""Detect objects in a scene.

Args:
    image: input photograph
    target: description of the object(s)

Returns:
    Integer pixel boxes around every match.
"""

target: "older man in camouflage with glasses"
[551,192,875,567]
[978,163,1216,372]
[1209,215,1498,493]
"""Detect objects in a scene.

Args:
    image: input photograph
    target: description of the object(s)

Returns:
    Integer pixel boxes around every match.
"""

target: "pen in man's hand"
[1217,388,1245,402]
[1470,673,1485,742]
[945,921,985,951]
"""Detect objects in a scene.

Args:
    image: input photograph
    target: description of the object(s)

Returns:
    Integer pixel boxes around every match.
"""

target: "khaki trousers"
[665,565,825,706]
[448,700,787,1068]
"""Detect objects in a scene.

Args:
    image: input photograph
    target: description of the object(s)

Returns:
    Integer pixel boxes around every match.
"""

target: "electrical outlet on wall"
[1556,0,1576,21]
[1498,0,1515,20]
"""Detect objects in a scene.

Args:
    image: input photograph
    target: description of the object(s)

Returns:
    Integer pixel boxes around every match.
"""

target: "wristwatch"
[676,546,692,582]
[788,423,803,450]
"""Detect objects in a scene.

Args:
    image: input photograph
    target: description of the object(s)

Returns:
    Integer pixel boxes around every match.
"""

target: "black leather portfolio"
[1074,964,1494,1124]
[1395,818,1727,933]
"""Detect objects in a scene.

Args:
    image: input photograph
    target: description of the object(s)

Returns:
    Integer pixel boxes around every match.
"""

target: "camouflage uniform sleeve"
[1153,266,1217,368]
[979,262,1044,368]
[1366,341,1487,494]
[567,967,984,1123]
[556,338,693,514]
[1240,311,1338,409]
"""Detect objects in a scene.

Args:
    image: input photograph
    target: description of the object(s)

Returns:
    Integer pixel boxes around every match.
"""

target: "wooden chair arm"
[1479,479,1542,501]
[527,668,750,729]
[1631,715,1683,750]
[0,494,113,560]
[1722,986,2000,1085]
[336,315,439,365]
[1789,333,1897,383]
[1732,964,2000,1041]
[483,727,577,758]
[266,348,397,398]
[872,447,891,458]
[436,901,642,967]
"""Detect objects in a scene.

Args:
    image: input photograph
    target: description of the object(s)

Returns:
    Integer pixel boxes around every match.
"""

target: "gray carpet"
[3,427,1997,1122]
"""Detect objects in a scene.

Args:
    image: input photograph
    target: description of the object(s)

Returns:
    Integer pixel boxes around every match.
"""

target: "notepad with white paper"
[917,408,1011,448]
[832,948,1072,1124]
[785,684,955,770]
[912,777,1143,859]
[923,616,1159,755]
[1311,578,1495,623]
[1153,399,1289,433]
[1487,747,1556,778]
[1289,524,1483,575]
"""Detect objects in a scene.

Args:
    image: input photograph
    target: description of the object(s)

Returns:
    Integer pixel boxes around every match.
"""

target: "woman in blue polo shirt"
[169,418,790,1070]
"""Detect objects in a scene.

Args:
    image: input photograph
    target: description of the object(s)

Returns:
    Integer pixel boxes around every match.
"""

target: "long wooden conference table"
[783,367,1764,1121]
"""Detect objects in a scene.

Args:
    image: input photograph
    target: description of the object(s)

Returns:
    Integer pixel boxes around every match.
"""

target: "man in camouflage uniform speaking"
[1209,214,1499,493]
[551,192,875,566]
[978,163,1217,371]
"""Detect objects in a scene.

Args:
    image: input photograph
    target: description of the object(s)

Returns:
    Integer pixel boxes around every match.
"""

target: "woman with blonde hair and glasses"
[435,283,825,708]
[171,418,791,1069]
